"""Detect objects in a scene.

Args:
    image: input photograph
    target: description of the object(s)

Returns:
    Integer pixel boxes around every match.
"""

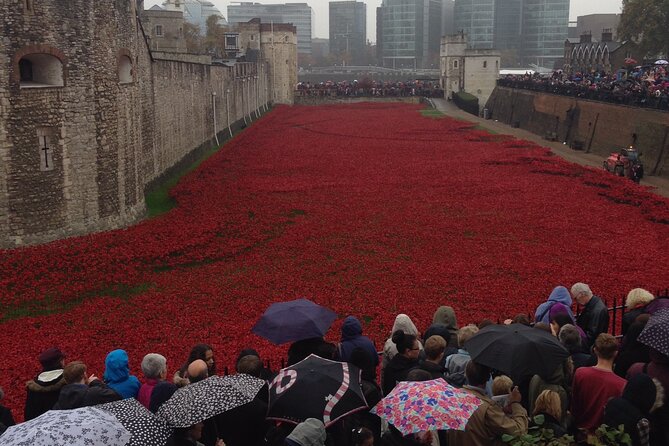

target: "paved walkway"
[431,98,669,198]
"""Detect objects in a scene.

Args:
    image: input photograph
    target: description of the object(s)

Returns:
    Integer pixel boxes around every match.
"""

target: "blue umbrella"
[252,298,337,344]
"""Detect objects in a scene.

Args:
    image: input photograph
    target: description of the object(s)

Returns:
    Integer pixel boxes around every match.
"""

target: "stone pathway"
[431,98,669,198]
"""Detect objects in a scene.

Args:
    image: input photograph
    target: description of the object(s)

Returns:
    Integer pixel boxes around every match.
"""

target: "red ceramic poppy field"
[1,103,669,418]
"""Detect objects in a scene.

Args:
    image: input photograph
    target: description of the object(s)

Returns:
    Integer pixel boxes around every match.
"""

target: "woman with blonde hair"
[622,288,669,335]
[532,390,567,437]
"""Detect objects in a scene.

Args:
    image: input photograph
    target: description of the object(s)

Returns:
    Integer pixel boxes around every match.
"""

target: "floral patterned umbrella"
[370,379,481,435]
[0,407,131,446]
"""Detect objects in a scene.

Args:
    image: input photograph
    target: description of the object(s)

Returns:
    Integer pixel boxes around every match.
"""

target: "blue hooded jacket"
[534,286,574,324]
[103,349,141,399]
[338,316,379,367]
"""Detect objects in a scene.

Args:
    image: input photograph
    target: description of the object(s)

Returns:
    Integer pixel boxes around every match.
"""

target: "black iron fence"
[497,78,669,111]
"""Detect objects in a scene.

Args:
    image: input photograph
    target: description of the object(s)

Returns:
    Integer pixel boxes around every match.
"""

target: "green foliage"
[502,415,575,446]
[587,424,632,446]
[618,0,669,58]
[453,91,479,116]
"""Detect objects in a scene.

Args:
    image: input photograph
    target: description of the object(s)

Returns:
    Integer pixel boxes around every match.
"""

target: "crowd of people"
[1,282,668,446]
[498,64,669,110]
[295,80,444,98]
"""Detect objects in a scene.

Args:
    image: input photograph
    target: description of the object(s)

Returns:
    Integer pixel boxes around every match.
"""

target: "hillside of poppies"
[1,102,669,418]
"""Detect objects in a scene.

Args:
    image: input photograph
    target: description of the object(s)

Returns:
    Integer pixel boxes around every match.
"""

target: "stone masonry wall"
[486,87,669,177]
[0,1,274,247]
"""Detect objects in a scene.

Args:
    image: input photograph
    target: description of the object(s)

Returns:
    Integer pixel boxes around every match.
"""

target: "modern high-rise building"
[377,0,443,69]
[227,2,314,55]
[162,0,227,34]
[453,0,569,68]
[329,1,367,65]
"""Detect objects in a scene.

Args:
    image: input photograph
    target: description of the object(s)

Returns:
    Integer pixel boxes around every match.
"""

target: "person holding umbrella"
[446,361,528,446]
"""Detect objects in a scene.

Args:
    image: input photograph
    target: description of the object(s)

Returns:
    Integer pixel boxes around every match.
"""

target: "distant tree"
[618,0,669,58]
[183,22,202,53]
[204,14,226,57]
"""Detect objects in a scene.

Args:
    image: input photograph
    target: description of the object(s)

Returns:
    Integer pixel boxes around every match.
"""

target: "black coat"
[53,381,121,409]
[576,295,609,347]
[24,371,66,420]
[216,397,269,446]
[382,355,418,396]
[417,360,447,380]
[0,405,15,429]
[533,412,567,438]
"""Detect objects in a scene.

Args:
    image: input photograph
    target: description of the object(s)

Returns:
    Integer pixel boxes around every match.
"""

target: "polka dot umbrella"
[638,308,669,357]
[97,398,173,446]
[157,374,266,428]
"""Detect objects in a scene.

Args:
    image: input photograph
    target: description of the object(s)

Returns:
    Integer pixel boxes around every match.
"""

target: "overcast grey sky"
[146,0,623,43]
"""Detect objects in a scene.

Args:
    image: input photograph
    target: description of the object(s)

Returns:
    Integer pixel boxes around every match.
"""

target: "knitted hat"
[286,418,326,446]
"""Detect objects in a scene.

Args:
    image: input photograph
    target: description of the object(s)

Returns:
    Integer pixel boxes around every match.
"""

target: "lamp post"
[225,88,232,138]
[212,91,219,146]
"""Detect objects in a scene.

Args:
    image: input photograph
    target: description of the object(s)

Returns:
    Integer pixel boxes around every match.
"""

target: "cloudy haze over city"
[146,0,624,42]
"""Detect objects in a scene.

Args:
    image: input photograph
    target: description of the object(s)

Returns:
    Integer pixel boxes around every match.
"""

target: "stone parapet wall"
[486,87,669,178]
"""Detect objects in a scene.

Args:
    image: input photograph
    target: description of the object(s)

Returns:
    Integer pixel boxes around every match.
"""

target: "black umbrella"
[97,398,173,446]
[252,298,337,345]
[267,354,368,427]
[156,374,266,428]
[464,323,569,380]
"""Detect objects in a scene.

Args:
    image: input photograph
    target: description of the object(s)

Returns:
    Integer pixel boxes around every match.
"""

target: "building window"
[453,60,458,68]
[225,33,239,50]
[483,61,487,68]
[118,55,133,84]
[19,54,64,88]
[155,25,163,37]
[37,128,56,171]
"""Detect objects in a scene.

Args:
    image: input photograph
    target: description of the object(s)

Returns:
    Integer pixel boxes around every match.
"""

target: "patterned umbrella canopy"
[267,354,368,427]
[252,298,337,345]
[370,379,481,435]
[97,398,173,446]
[156,374,265,428]
[638,308,669,356]
[0,407,131,446]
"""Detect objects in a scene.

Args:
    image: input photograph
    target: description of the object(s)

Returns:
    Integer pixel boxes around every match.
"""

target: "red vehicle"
[603,147,643,181]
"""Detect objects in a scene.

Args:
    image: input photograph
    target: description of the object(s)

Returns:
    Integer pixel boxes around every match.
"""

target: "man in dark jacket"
[572,282,609,348]
[53,361,121,409]
[24,347,67,420]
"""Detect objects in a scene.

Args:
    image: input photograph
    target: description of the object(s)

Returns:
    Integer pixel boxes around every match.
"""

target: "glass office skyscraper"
[454,0,569,67]
[329,1,367,64]
[378,0,442,69]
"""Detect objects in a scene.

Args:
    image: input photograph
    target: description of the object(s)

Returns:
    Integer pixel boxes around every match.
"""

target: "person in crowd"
[382,330,421,396]
[447,361,528,446]
[24,347,67,420]
[571,333,627,433]
[287,338,330,366]
[535,286,574,324]
[217,354,269,446]
[103,349,141,399]
[336,316,379,371]
[53,361,121,409]
[558,324,594,370]
[511,314,531,326]
[550,313,588,347]
[492,375,513,397]
[176,344,216,386]
[351,426,374,446]
[533,322,552,334]
[150,380,178,413]
[532,390,567,438]
[285,418,327,446]
[478,319,495,329]
[444,324,479,376]
[572,282,609,348]
[628,348,669,445]
[423,306,459,356]
[604,373,662,446]
[235,349,274,382]
[383,314,422,369]
[623,288,669,335]
[187,359,209,384]
[615,317,651,378]
[416,335,447,379]
[138,353,168,409]
[348,347,382,444]
[173,422,224,446]
[528,359,572,421]
[0,387,15,431]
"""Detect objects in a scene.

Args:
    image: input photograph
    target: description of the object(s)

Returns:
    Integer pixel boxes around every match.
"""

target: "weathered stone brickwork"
[0,1,291,247]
